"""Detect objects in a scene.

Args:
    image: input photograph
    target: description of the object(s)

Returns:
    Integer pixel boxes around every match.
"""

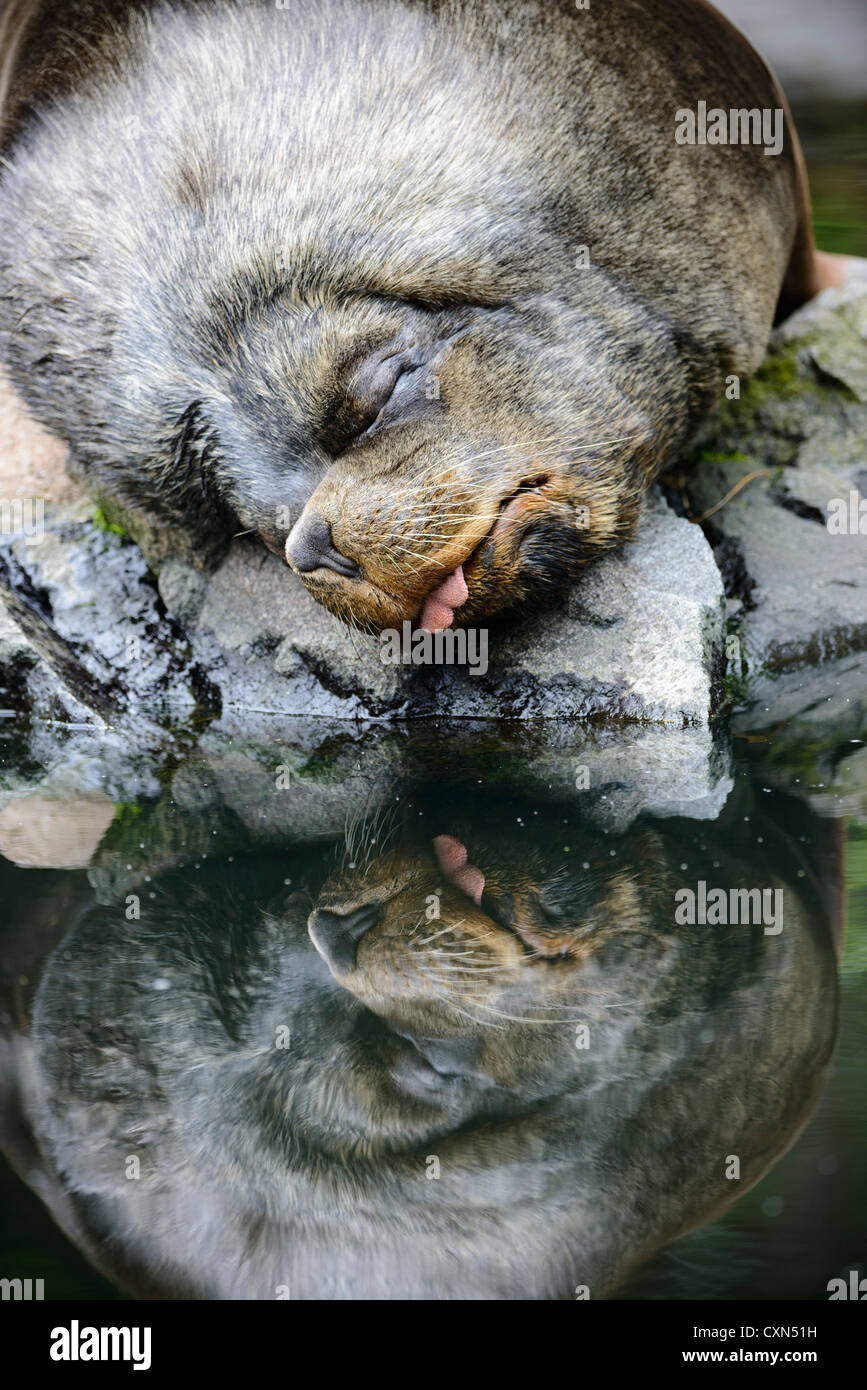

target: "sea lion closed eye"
[0,0,828,633]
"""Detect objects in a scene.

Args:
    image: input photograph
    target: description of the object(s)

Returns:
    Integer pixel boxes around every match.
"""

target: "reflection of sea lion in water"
[0,0,844,633]
[0,795,840,1299]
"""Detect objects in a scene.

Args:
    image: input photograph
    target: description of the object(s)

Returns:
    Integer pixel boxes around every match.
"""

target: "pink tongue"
[418,565,469,633]
[432,833,485,906]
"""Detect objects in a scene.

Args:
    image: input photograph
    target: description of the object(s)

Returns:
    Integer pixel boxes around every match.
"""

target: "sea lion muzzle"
[285,501,471,633]
[283,459,593,635]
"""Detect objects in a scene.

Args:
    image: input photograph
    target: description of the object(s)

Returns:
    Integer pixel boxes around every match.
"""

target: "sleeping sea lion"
[0,0,843,633]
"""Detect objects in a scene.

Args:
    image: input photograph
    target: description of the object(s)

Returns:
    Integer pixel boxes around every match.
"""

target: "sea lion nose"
[286,511,360,578]
[308,902,384,973]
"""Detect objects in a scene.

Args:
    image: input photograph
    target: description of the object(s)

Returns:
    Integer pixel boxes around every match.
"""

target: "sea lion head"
[182,277,660,635]
[271,296,656,635]
[0,0,802,634]
[307,810,656,1050]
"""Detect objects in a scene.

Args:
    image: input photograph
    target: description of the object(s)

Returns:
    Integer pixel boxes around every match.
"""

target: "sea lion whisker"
[415,981,508,1030]
[448,996,587,1026]
[428,949,495,962]
[413,924,464,947]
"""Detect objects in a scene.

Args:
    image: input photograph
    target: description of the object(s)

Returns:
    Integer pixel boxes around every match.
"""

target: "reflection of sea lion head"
[0,0,811,632]
[22,803,838,1300]
[308,813,671,1089]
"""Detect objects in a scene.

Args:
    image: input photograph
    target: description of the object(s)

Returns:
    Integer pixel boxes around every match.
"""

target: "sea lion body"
[0,0,819,631]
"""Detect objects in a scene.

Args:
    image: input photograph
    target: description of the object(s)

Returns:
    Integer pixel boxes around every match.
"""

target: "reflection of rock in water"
[2,782,839,1300]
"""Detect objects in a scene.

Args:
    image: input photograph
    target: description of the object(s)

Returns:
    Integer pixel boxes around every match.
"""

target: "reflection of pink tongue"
[419,566,469,634]
[432,833,485,906]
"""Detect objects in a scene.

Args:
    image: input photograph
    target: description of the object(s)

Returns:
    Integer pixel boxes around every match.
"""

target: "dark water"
[0,711,864,1301]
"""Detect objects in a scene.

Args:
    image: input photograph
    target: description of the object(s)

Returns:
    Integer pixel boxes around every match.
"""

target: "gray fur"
[0,0,808,625]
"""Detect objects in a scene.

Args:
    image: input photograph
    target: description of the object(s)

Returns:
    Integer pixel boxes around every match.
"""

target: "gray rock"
[0,496,218,730]
[470,490,724,725]
[684,280,867,723]
[195,541,406,715]
[187,486,725,724]
[0,486,725,726]
[157,560,208,628]
[0,600,34,714]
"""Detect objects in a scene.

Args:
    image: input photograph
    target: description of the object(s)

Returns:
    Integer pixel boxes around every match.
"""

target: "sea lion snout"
[283,447,493,633]
[282,449,616,635]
